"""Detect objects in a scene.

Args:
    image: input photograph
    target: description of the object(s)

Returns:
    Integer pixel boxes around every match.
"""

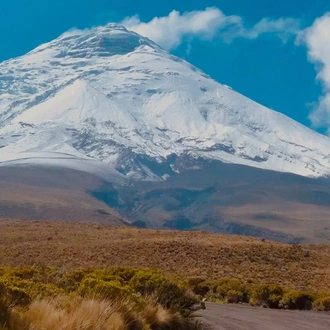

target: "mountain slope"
[91,161,330,243]
[0,166,128,224]
[1,24,330,179]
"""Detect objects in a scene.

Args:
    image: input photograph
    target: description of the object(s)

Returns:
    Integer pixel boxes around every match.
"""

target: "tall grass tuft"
[1,296,200,330]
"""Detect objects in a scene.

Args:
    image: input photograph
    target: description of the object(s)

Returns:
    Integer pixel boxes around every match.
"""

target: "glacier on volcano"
[1,24,330,180]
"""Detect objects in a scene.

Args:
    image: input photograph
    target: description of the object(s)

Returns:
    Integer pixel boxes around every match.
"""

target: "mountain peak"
[1,25,330,180]
[30,24,158,59]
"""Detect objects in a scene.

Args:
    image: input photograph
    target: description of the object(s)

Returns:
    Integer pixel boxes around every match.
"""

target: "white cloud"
[298,14,330,130]
[122,8,300,50]
[122,8,239,50]
[243,17,301,42]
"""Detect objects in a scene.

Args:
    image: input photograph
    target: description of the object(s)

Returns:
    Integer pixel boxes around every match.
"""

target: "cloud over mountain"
[122,7,300,50]
[298,13,330,133]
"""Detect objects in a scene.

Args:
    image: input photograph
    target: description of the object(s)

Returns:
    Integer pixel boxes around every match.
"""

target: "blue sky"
[1,0,330,133]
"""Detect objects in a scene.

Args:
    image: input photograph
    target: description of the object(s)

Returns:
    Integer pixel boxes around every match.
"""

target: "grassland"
[1,219,330,292]
[1,219,330,329]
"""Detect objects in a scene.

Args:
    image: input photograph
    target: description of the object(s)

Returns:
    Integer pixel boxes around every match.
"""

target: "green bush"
[26,283,65,300]
[58,268,94,292]
[312,296,330,311]
[129,270,198,312]
[108,267,140,282]
[187,278,210,296]
[250,284,283,308]
[213,278,248,303]
[0,266,201,325]
[0,295,10,327]
[0,281,30,328]
[64,268,199,312]
[0,276,64,302]
[279,291,313,310]
[0,281,30,308]
[78,277,130,299]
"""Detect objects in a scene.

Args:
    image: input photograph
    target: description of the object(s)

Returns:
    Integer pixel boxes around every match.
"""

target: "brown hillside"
[1,219,329,292]
[2,164,330,244]
[0,167,126,224]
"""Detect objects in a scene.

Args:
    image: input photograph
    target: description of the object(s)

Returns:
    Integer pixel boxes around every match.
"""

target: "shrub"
[279,291,313,310]
[0,281,30,308]
[0,277,64,302]
[0,298,9,328]
[58,268,94,292]
[312,296,330,311]
[250,284,283,308]
[0,281,30,328]
[78,277,130,300]
[129,270,198,313]
[187,278,210,296]
[213,278,248,303]
[109,267,140,282]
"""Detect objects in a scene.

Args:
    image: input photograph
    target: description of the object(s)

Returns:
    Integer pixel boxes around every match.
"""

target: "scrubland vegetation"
[1,220,330,329]
[0,267,200,330]
[188,277,330,311]
[1,220,330,292]
[1,266,330,330]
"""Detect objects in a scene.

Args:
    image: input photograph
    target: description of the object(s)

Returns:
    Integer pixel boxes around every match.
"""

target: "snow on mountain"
[1,23,330,180]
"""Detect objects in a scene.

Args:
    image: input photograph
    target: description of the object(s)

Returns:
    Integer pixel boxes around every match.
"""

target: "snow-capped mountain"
[1,23,330,180]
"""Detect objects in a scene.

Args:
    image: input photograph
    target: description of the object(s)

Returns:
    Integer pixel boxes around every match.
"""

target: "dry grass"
[5,296,194,330]
[25,298,131,330]
[0,219,330,292]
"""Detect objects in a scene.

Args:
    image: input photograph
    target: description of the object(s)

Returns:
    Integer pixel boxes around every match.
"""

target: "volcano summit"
[1,24,330,180]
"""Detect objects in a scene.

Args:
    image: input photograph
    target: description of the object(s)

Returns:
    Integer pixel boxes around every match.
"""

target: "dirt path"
[198,303,330,330]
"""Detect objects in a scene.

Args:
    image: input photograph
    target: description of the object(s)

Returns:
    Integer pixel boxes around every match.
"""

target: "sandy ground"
[198,303,330,330]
